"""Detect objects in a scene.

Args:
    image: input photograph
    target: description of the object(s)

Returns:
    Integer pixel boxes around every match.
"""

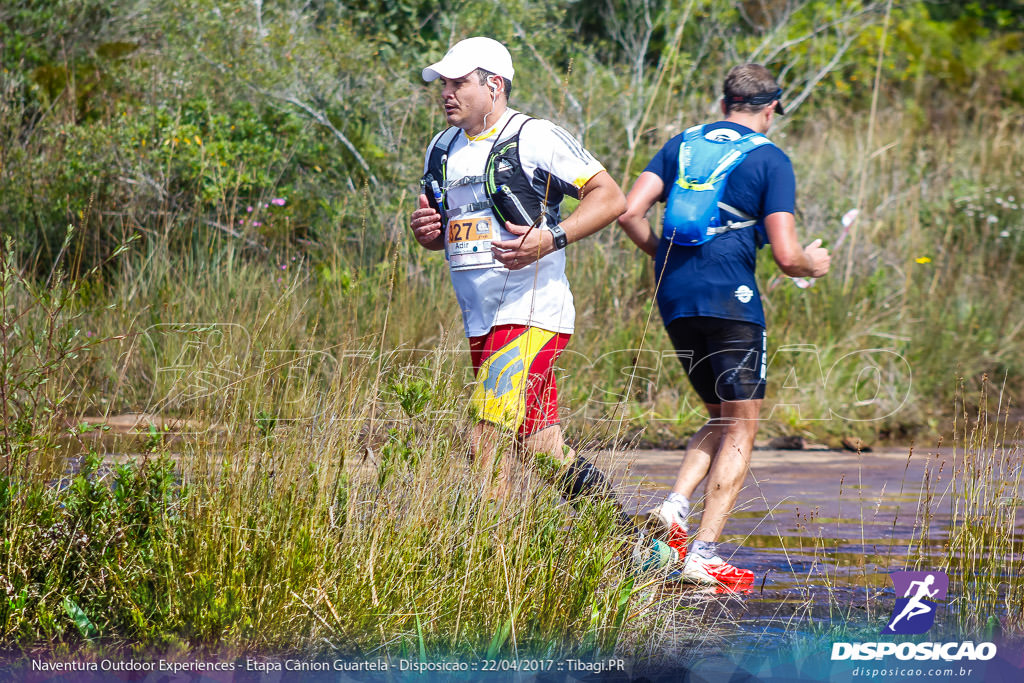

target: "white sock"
[666,492,690,519]
[692,540,717,559]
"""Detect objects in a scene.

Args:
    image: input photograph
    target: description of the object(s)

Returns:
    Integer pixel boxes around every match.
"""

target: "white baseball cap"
[422,37,515,82]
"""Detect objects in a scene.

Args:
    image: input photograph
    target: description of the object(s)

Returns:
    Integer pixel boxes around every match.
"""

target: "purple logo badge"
[883,571,948,635]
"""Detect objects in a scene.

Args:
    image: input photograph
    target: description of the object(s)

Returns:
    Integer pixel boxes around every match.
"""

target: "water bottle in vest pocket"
[663,178,724,246]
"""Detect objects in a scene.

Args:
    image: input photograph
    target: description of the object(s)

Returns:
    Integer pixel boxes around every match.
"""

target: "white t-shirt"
[423,109,606,338]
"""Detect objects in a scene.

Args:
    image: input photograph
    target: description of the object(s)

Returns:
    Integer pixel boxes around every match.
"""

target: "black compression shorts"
[665,316,766,404]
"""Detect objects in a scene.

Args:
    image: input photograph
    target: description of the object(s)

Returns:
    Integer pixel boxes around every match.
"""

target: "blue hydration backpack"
[663,124,774,247]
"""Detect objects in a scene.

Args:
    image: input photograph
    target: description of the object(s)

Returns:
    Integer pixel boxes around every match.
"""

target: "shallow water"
[612,444,1024,637]
[60,423,1023,640]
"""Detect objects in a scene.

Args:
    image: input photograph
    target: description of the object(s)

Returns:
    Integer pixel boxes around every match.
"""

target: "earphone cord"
[482,78,498,132]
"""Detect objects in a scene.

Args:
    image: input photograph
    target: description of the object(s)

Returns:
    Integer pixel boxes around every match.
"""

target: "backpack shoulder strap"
[682,124,704,141]
[734,132,774,153]
[485,113,531,179]
[423,127,456,176]
[430,126,459,155]
[711,134,775,233]
[500,112,532,138]
[426,127,460,181]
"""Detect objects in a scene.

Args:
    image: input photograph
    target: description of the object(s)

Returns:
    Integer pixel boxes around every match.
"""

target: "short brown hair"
[475,68,513,102]
[723,64,784,115]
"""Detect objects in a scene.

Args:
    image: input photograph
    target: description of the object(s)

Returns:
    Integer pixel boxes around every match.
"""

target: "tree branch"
[276,94,379,186]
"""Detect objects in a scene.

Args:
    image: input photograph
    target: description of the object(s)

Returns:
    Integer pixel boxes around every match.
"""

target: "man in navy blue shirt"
[619,64,830,585]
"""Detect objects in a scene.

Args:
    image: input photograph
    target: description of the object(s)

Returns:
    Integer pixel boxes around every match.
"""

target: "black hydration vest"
[420,113,562,229]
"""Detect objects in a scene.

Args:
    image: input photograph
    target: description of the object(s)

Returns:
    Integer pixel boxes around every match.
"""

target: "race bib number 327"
[447,217,498,271]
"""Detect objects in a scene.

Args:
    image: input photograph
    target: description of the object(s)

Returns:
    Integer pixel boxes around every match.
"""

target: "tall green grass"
[906,377,1024,636]
[2,105,1024,655]
[4,0,1024,660]
[1,239,675,657]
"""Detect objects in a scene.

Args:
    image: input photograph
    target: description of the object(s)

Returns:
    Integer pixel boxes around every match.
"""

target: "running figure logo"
[883,571,948,635]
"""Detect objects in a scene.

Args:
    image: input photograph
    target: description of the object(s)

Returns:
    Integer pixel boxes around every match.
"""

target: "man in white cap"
[409,37,657,550]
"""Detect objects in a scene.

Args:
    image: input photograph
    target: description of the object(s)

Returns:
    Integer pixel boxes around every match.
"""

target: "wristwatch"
[549,223,568,250]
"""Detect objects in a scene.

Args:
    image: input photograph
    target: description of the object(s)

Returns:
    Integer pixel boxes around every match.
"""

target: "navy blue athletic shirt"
[644,121,795,328]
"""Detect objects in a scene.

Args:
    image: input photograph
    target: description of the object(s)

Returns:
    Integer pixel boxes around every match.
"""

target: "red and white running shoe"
[645,499,689,560]
[681,552,754,586]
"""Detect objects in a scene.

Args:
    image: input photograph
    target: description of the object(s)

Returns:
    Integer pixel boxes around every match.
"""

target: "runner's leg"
[691,398,761,543]
[669,404,724,498]
[471,421,512,499]
[522,423,570,463]
[468,325,537,499]
[472,327,643,540]
[520,392,633,528]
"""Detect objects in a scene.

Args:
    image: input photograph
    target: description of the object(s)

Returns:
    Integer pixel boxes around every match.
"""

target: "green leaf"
[485,609,517,659]
[612,575,637,633]
[415,613,426,661]
[62,597,99,641]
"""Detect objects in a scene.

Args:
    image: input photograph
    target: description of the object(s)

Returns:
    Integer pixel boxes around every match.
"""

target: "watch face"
[552,224,567,249]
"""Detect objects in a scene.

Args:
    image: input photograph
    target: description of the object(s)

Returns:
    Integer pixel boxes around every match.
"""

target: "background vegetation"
[1,0,1023,660]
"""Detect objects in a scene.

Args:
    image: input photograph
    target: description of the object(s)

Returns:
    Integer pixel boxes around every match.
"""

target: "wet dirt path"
[601,443,987,637]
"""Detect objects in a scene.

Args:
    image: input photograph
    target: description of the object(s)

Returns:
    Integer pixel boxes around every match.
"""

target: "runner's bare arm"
[410,194,445,250]
[561,170,628,244]
[618,171,664,258]
[491,170,626,270]
[765,211,830,278]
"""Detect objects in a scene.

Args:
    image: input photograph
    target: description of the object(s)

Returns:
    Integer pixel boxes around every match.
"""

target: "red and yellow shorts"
[468,324,571,436]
